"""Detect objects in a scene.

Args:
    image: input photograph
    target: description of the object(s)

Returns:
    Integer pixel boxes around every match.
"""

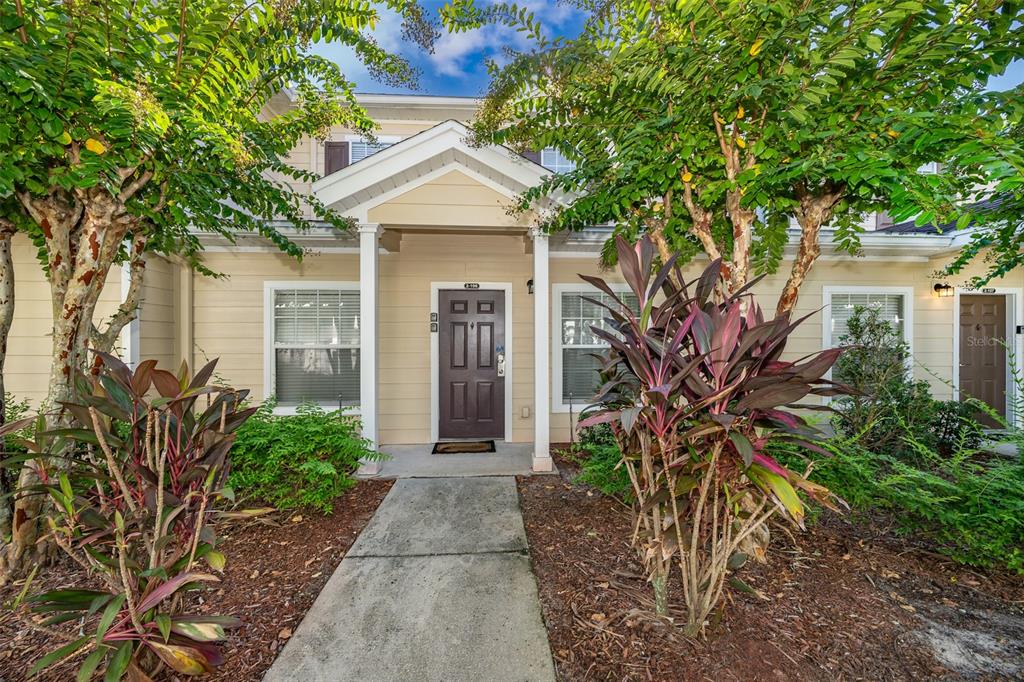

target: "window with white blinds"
[541,147,576,174]
[557,288,638,406]
[349,140,393,164]
[824,287,914,380]
[828,291,906,342]
[270,286,360,408]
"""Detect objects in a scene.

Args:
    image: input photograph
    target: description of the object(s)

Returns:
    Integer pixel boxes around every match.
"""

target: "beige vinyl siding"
[7,233,122,407]
[189,249,360,403]
[137,256,177,370]
[546,253,1024,441]
[379,232,534,444]
[368,170,521,227]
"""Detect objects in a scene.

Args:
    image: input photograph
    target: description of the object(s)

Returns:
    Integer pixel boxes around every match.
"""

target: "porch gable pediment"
[310,120,560,224]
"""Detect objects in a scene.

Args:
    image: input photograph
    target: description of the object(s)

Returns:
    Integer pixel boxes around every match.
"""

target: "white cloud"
[311,0,586,92]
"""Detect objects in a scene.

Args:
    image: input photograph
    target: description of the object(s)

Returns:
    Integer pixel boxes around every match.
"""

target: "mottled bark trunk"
[92,233,147,356]
[0,225,14,540]
[2,192,129,580]
[725,189,755,292]
[776,187,844,316]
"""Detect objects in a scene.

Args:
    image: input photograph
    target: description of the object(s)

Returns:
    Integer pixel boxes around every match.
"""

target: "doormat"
[432,440,496,454]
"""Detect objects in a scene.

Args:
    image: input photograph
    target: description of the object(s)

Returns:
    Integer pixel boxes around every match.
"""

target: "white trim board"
[262,281,362,416]
[119,261,141,369]
[430,282,514,443]
[951,287,1023,425]
[551,282,632,414]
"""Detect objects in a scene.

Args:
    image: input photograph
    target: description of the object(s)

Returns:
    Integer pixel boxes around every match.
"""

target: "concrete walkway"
[362,442,548,478]
[263,477,556,682]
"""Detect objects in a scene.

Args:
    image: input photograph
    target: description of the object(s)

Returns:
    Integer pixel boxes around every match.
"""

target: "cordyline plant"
[0,353,257,678]
[579,236,847,634]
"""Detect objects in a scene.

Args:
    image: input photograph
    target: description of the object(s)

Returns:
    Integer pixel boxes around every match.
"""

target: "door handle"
[497,352,506,377]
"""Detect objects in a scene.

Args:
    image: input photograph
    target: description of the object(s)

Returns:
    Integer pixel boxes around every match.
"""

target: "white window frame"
[821,285,915,380]
[263,281,362,416]
[345,134,401,164]
[540,147,576,174]
[552,282,632,413]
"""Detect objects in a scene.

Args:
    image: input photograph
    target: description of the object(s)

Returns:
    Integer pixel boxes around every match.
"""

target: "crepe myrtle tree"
[940,87,1024,286]
[0,0,436,577]
[443,0,1024,312]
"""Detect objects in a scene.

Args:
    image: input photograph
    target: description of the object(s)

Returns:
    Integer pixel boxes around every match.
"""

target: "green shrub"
[831,305,938,459]
[929,398,985,456]
[228,401,382,513]
[775,436,1024,573]
[567,423,632,499]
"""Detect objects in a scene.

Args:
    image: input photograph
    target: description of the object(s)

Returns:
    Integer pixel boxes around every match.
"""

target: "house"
[7,93,1023,472]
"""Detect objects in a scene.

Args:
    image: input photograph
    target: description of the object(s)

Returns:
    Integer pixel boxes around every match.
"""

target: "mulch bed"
[520,451,1024,681]
[0,479,393,682]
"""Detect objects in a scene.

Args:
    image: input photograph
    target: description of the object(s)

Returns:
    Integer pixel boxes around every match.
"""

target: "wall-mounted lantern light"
[527,279,534,295]
[933,282,954,298]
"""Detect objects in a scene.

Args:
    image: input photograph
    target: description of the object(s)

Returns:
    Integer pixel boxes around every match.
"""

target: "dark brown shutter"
[522,149,542,165]
[324,141,349,175]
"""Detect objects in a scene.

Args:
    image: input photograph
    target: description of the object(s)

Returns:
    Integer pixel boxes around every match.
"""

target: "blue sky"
[311,1,587,97]
[312,2,1023,97]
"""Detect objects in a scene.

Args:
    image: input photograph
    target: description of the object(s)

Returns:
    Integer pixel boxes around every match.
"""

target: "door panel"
[439,290,506,439]
[959,294,1007,426]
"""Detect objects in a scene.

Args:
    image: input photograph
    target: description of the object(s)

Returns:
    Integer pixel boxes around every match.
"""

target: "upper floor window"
[350,140,394,164]
[323,135,400,175]
[541,147,576,174]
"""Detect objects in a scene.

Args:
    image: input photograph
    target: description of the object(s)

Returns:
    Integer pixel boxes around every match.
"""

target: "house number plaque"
[464,283,480,289]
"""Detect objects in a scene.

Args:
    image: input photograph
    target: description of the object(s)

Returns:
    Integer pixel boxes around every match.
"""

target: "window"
[268,285,360,409]
[555,286,638,408]
[823,287,914,379]
[541,147,576,174]
[349,140,393,164]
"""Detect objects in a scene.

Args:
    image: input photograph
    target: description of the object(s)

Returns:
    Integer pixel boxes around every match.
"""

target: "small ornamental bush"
[568,419,632,500]
[581,236,847,634]
[228,402,381,513]
[831,305,936,458]
[2,354,255,679]
[832,305,986,460]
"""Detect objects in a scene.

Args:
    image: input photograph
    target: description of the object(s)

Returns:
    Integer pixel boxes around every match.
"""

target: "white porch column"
[358,224,382,474]
[531,228,552,472]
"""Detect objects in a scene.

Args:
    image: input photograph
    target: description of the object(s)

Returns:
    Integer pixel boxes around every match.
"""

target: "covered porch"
[311,120,587,473]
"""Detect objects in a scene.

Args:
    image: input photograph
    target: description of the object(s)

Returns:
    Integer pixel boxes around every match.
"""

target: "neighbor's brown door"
[959,294,1007,426]
[439,290,505,439]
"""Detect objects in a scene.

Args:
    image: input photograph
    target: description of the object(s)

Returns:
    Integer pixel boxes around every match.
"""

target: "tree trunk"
[776,186,844,315]
[2,191,130,580]
[0,225,14,541]
[92,232,147,355]
[725,189,755,293]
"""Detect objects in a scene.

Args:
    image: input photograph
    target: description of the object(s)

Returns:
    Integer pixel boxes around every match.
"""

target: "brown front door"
[439,290,506,439]
[959,294,1007,425]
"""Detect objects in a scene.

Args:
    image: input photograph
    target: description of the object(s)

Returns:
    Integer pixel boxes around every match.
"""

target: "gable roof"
[311,119,562,224]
